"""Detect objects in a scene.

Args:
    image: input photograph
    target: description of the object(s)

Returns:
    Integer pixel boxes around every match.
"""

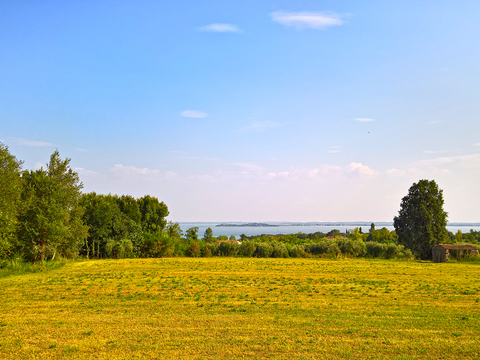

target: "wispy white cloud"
[74,167,99,176]
[424,150,448,154]
[327,146,341,154]
[200,23,241,33]
[386,153,480,178]
[386,168,406,177]
[347,162,378,176]
[180,110,208,118]
[270,11,343,30]
[11,137,54,147]
[111,164,162,176]
[475,143,480,147]
[230,162,264,172]
[355,118,374,123]
[242,121,280,132]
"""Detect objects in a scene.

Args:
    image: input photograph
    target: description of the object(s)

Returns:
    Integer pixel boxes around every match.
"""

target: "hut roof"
[435,244,478,250]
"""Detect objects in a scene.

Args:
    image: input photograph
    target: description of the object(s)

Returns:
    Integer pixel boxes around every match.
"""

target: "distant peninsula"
[216,223,279,227]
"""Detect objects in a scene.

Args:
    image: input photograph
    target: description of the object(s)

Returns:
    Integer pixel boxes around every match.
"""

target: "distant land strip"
[215,222,480,227]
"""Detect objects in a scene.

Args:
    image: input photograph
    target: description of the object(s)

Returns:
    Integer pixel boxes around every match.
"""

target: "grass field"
[1,257,479,359]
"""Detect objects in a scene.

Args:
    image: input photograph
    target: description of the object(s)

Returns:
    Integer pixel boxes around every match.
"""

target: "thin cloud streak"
[241,121,280,132]
[355,118,374,122]
[270,11,343,30]
[11,137,54,147]
[200,23,241,33]
[180,110,208,118]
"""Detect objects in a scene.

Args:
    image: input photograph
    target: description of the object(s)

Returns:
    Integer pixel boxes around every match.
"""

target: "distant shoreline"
[214,221,480,227]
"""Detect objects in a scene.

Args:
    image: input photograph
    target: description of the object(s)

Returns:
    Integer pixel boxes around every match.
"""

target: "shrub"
[205,243,218,257]
[271,243,289,258]
[306,241,330,255]
[187,241,201,257]
[384,243,400,259]
[105,239,133,259]
[256,243,273,258]
[289,245,306,258]
[327,242,341,258]
[337,238,366,257]
[366,242,385,258]
[218,242,239,257]
[239,241,256,257]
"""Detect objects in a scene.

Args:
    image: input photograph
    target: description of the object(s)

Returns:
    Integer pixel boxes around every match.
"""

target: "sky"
[1,1,480,222]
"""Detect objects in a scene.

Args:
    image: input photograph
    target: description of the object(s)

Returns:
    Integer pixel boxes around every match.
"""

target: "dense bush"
[337,238,366,257]
[289,245,306,258]
[256,243,273,258]
[218,242,239,257]
[239,241,256,257]
[271,243,289,258]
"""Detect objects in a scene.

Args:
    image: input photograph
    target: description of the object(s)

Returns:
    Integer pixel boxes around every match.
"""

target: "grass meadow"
[1,257,479,359]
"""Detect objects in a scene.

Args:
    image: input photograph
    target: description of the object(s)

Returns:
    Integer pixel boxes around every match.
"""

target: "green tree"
[137,195,169,233]
[81,193,142,258]
[203,227,213,241]
[117,195,142,224]
[185,227,199,242]
[0,143,23,259]
[17,150,88,261]
[393,179,448,259]
[166,221,183,241]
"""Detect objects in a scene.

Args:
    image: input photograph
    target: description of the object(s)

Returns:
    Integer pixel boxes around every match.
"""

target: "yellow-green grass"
[1,258,479,359]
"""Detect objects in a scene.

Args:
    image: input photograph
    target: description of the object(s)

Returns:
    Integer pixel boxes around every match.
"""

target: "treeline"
[0,144,171,261]
[1,143,479,262]
[166,226,414,260]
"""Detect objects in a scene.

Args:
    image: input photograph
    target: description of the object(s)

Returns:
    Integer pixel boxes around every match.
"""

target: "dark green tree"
[80,193,142,258]
[0,143,23,259]
[203,227,213,241]
[137,195,169,233]
[117,195,142,225]
[185,227,199,241]
[393,179,448,259]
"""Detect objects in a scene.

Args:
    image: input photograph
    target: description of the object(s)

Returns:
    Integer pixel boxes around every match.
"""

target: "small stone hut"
[432,244,479,263]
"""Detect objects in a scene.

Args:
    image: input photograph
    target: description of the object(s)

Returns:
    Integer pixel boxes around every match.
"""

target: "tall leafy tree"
[117,195,142,225]
[17,150,88,261]
[0,143,23,258]
[393,179,448,259]
[137,195,169,233]
[80,193,142,258]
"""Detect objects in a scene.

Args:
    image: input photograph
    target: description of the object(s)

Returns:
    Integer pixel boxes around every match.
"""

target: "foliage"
[394,179,448,259]
[218,241,239,257]
[16,151,88,261]
[137,195,169,233]
[0,143,23,259]
[289,245,306,258]
[105,239,134,259]
[203,227,213,241]
[271,243,289,258]
[239,241,256,257]
[80,193,142,258]
[256,243,273,258]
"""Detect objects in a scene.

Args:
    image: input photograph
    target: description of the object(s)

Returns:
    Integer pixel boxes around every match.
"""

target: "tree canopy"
[393,179,448,259]
[0,143,23,258]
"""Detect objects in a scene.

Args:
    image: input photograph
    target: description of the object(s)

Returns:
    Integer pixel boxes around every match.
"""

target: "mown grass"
[1,257,479,359]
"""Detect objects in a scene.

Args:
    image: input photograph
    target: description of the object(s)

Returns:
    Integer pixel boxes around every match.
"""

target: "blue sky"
[1,1,480,222]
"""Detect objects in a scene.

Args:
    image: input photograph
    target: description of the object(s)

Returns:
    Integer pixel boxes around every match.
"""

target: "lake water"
[177,222,480,238]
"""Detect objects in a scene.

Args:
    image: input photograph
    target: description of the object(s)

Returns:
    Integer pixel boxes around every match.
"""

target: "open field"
[1,258,480,359]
